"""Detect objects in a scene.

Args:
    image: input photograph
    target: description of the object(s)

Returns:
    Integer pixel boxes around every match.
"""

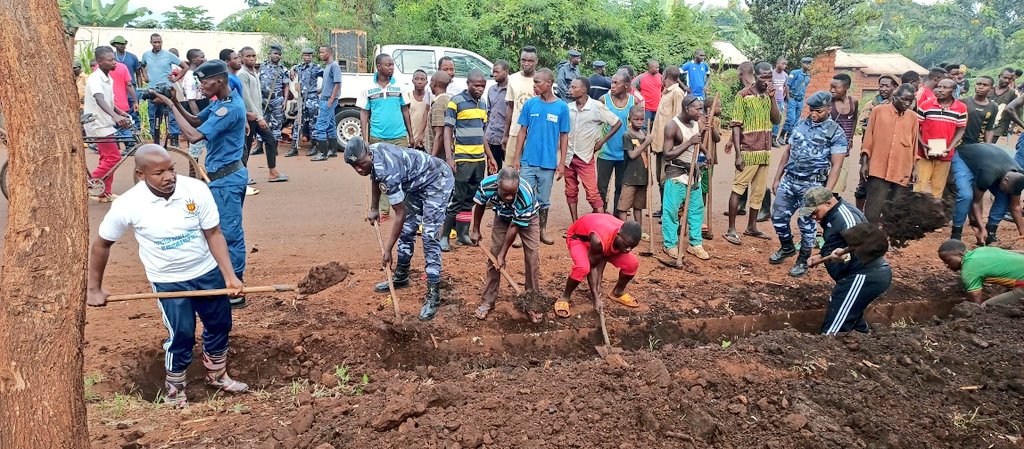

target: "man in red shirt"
[634,59,662,130]
[555,214,642,318]
[915,78,967,198]
[916,67,946,104]
[110,61,137,137]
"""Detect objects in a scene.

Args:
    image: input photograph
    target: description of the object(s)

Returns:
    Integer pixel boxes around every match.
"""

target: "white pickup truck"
[330,44,495,145]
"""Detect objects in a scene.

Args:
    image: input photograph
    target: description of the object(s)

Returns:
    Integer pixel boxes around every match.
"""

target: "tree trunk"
[0,0,91,447]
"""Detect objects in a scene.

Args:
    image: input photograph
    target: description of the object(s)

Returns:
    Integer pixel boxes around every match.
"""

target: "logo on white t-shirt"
[185,199,198,217]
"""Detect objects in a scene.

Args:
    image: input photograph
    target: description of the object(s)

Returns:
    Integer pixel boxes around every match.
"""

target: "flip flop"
[267,175,289,182]
[608,292,639,308]
[474,304,492,320]
[724,231,742,245]
[554,300,571,318]
[743,230,772,240]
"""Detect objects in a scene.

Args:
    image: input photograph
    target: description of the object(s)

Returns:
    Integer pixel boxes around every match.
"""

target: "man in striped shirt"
[914,78,967,198]
[469,167,541,321]
[441,69,497,250]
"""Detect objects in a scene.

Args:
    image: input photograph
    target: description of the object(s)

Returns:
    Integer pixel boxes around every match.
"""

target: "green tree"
[131,18,161,29]
[745,0,876,64]
[60,0,150,28]
[217,6,268,32]
[162,5,215,30]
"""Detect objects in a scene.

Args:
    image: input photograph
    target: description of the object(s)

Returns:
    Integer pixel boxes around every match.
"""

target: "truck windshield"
[444,51,492,80]
[393,49,435,75]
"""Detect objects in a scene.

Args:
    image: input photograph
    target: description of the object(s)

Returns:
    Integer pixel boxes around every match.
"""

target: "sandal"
[743,230,771,240]
[608,292,639,308]
[554,300,571,318]
[724,231,742,245]
[474,304,492,320]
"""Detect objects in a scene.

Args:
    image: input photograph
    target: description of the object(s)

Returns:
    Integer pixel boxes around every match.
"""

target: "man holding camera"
[149,60,250,309]
[140,33,190,146]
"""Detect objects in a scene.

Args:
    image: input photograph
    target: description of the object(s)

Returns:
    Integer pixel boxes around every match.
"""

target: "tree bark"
[0,0,91,447]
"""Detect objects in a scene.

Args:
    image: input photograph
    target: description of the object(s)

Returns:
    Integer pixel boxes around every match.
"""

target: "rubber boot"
[455,221,473,245]
[769,239,797,264]
[789,251,811,277]
[203,352,248,393]
[169,135,180,149]
[250,141,264,155]
[985,223,999,245]
[439,215,456,252]
[284,145,299,157]
[326,140,338,158]
[310,140,330,162]
[374,264,410,293]
[539,209,555,245]
[306,139,319,157]
[419,281,442,321]
[951,225,963,241]
[164,371,187,407]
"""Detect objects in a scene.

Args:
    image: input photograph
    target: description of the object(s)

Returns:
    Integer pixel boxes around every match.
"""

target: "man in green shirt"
[938,239,1024,305]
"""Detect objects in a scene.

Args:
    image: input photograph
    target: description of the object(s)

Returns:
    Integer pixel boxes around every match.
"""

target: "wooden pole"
[0,0,91,446]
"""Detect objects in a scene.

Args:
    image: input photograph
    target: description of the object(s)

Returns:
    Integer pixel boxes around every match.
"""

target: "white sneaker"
[245,186,260,196]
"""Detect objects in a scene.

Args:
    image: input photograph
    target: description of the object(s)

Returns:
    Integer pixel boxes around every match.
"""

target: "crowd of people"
[77,36,1024,407]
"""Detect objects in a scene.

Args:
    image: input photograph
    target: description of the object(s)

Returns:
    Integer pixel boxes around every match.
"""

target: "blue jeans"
[952,152,1013,228]
[1016,135,1024,167]
[783,99,803,134]
[644,110,656,131]
[772,99,785,136]
[154,267,232,373]
[209,169,248,277]
[312,99,336,142]
[521,164,555,209]
[148,99,180,140]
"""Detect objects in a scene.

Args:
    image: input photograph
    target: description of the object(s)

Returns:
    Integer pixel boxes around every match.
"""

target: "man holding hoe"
[555,214,643,317]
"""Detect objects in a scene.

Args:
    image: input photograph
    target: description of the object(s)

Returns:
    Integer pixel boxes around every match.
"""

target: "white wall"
[74,26,269,60]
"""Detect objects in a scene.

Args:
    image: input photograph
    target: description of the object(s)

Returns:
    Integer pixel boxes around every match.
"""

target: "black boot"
[769,239,797,265]
[789,251,811,277]
[985,223,999,245]
[310,141,330,161]
[306,140,319,157]
[374,264,410,293]
[951,225,963,241]
[419,282,442,321]
[326,140,338,158]
[439,215,455,252]
[284,145,298,157]
[539,209,555,245]
[455,220,473,245]
[169,135,180,148]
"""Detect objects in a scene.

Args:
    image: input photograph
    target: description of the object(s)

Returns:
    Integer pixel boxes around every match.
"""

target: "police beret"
[593,60,607,68]
[568,50,581,57]
[195,60,229,80]
[269,45,283,53]
[800,57,813,64]
[806,91,832,109]
[302,47,315,54]
[344,136,369,165]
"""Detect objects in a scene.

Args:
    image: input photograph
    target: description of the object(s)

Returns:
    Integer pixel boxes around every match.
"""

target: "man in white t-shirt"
[85,46,132,202]
[502,46,539,168]
[87,145,248,407]
[181,49,208,161]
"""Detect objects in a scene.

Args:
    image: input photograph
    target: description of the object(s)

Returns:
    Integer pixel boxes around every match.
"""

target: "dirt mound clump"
[297,261,350,294]
[882,191,950,248]
[514,290,554,315]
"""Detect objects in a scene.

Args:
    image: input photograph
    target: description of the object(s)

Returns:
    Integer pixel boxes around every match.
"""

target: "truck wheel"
[334,108,362,147]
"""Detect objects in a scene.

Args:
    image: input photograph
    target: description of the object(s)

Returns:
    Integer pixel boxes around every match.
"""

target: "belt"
[785,172,825,183]
[208,160,244,182]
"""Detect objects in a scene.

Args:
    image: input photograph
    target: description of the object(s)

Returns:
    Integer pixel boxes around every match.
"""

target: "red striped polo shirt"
[916,97,967,161]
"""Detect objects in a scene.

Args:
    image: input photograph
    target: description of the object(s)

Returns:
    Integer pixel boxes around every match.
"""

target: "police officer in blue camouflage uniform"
[769,91,848,277]
[258,45,289,146]
[286,48,321,157]
[781,57,813,145]
[344,137,455,321]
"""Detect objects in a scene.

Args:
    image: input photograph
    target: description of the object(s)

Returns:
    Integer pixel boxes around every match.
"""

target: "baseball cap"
[344,137,369,164]
[110,35,127,45]
[799,186,835,217]
[194,60,229,80]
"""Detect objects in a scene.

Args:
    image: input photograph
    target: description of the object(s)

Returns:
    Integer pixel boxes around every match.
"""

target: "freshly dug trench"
[297,262,350,295]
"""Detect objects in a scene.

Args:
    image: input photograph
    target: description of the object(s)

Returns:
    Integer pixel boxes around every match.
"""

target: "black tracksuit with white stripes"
[819,200,892,335]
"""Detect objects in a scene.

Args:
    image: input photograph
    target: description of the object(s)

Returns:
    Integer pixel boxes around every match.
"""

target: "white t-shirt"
[181,69,204,101]
[83,70,116,137]
[98,175,221,283]
[505,71,536,137]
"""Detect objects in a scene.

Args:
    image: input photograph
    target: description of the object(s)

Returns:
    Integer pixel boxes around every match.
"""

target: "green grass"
[83,372,104,402]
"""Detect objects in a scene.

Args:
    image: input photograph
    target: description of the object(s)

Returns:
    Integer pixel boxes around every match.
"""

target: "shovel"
[595,304,628,367]
[107,284,295,302]
[373,221,402,319]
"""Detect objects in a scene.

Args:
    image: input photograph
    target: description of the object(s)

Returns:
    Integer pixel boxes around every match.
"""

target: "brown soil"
[841,223,889,261]
[514,290,554,315]
[3,141,1023,448]
[297,262,350,295]
[882,191,951,248]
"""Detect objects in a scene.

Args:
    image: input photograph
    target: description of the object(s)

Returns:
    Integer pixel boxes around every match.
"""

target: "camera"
[140,83,174,100]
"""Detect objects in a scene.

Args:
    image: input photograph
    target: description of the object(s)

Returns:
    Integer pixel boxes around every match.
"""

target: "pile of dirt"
[881,191,951,248]
[841,223,889,261]
[514,290,554,316]
[297,262,349,295]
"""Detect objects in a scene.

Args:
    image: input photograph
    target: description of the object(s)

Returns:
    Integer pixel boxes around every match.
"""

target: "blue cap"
[800,57,813,64]
[344,137,369,164]
[194,60,228,80]
[806,91,832,109]
[592,60,606,68]
[568,50,581,57]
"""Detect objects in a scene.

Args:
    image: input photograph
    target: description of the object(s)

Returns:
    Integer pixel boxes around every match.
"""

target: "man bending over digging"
[556,214,643,317]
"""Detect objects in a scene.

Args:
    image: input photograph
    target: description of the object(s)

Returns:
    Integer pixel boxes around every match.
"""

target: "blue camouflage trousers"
[783,99,804,134]
[395,167,454,284]
[265,97,285,141]
[772,175,821,252]
[301,95,320,141]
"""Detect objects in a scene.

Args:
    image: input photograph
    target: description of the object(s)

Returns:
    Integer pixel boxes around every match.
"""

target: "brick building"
[806,47,928,104]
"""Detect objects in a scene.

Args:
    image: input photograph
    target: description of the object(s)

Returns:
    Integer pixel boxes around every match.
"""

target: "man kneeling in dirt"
[938,239,1024,305]
[469,167,542,321]
[556,214,642,318]
[800,187,892,334]
[87,145,248,407]
[344,137,455,321]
